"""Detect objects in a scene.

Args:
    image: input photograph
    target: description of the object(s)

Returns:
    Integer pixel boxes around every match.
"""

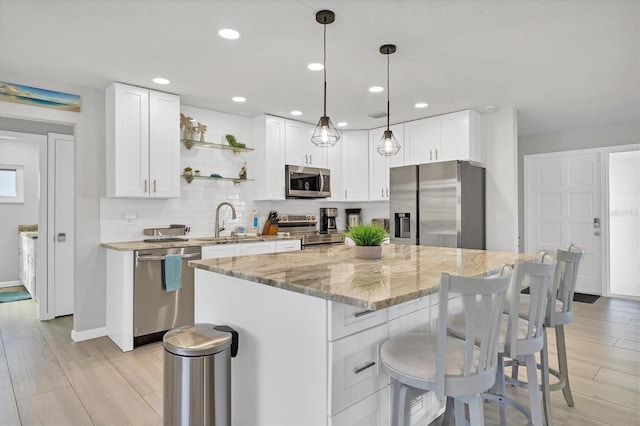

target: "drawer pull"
[353,309,375,318]
[353,361,376,375]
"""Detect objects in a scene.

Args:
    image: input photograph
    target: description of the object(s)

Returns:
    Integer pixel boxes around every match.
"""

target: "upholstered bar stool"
[448,258,556,426]
[380,272,511,426]
[509,245,584,426]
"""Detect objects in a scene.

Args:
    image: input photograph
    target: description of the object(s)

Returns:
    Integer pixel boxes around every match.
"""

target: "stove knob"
[311,215,316,221]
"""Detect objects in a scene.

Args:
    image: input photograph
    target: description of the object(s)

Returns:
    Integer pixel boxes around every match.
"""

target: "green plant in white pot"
[346,223,388,259]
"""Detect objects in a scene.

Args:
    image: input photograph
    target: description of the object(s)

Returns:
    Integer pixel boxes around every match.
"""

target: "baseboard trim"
[0,280,22,289]
[71,327,107,342]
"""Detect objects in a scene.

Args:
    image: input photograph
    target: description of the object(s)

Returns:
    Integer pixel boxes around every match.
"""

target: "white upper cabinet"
[404,110,481,165]
[106,82,180,198]
[369,124,404,201]
[285,119,328,168]
[252,114,286,200]
[328,130,369,201]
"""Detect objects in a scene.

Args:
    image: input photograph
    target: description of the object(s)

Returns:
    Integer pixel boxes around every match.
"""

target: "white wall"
[0,134,41,283]
[481,108,519,252]
[0,70,106,334]
[518,122,639,250]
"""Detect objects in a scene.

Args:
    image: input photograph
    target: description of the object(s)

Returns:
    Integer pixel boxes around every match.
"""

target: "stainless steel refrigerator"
[389,161,485,249]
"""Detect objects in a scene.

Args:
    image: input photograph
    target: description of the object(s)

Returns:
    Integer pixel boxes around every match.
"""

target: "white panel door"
[525,151,602,295]
[50,134,74,316]
[149,90,180,198]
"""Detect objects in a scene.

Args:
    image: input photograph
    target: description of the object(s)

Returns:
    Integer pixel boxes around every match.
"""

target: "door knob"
[57,233,66,242]
[594,231,601,236]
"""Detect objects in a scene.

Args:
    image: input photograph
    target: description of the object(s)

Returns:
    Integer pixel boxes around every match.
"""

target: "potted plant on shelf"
[183,167,193,183]
[346,223,388,259]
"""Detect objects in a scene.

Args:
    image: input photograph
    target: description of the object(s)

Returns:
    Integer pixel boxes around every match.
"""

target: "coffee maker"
[319,207,338,234]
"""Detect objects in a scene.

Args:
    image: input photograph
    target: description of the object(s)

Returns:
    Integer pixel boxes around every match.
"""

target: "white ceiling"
[1,0,638,136]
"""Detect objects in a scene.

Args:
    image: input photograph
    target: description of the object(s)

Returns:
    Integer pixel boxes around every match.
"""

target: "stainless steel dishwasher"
[133,246,201,346]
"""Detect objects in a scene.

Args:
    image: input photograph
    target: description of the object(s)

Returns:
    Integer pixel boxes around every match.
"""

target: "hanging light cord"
[323,21,327,117]
[386,52,390,131]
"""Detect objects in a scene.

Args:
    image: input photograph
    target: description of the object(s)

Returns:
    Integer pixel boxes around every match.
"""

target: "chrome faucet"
[215,202,237,237]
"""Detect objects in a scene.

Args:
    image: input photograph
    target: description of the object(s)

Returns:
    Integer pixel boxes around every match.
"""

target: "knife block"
[262,220,279,236]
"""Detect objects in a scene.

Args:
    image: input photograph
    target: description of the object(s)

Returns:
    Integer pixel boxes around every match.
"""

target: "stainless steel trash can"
[163,323,239,426]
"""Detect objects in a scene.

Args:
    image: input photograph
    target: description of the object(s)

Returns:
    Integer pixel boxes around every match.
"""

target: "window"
[0,165,24,203]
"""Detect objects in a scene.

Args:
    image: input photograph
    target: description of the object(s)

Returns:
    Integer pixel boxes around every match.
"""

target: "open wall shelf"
[182,175,254,185]
[181,139,254,155]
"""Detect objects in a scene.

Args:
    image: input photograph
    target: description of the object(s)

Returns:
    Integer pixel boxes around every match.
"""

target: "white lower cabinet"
[202,239,301,259]
[329,324,389,415]
[329,387,390,426]
[201,244,242,259]
[240,241,275,255]
[275,239,302,252]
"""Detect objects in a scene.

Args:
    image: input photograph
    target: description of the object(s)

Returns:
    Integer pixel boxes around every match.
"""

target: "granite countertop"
[101,234,302,251]
[189,244,537,310]
[18,224,38,232]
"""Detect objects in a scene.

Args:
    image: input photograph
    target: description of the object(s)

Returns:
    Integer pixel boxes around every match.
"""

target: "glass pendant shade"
[312,116,340,147]
[312,10,340,148]
[377,43,400,156]
[377,130,401,156]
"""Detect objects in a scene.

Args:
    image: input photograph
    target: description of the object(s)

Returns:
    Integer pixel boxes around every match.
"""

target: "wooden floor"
[0,297,638,425]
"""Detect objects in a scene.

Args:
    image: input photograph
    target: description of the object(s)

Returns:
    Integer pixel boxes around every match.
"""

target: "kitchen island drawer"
[328,301,388,341]
[329,386,389,426]
[328,323,388,415]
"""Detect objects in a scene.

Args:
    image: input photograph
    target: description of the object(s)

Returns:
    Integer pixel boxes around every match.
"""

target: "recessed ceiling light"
[219,28,240,40]
[337,122,348,127]
[414,102,429,108]
[232,96,246,103]
[483,105,499,112]
[307,63,324,71]
[290,110,303,116]
[152,77,170,85]
[368,86,384,93]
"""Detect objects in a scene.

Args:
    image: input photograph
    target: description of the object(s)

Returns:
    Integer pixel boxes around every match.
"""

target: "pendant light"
[377,44,401,156]
[311,10,340,147]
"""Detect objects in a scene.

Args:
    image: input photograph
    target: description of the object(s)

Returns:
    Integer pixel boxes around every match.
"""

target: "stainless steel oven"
[285,165,331,199]
[277,213,344,249]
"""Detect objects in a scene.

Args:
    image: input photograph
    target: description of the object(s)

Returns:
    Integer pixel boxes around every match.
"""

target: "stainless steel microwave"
[285,165,331,199]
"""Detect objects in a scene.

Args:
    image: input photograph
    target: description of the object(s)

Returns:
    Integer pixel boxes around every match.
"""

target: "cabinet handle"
[144,179,147,193]
[305,154,308,165]
[386,188,389,198]
[430,150,432,161]
[153,179,157,193]
[435,149,438,160]
[381,188,384,197]
[353,361,376,375]
[354,309,375,318]
[345,189,347,199]
[309,154,312,164]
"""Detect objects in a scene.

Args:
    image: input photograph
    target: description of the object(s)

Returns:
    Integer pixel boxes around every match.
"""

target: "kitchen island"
[191,244,534,426]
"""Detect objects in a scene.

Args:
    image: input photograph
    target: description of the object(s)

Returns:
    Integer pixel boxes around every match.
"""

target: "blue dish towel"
[163,254,182,292]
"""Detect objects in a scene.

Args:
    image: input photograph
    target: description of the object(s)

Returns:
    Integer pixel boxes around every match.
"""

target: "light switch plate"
[124,211,137,220]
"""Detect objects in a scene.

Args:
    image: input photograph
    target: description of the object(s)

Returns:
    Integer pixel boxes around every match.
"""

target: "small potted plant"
[346,223,388,259]
[183,167,193,183]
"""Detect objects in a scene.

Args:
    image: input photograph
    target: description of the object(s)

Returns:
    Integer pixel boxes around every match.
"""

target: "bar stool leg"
[441,396,454,426]
[556,325,575,407]
[391,380,411,426]
[467,395,485,426]
[541,328,553,425]
[526,353,543,426]
[454,398,467,426]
